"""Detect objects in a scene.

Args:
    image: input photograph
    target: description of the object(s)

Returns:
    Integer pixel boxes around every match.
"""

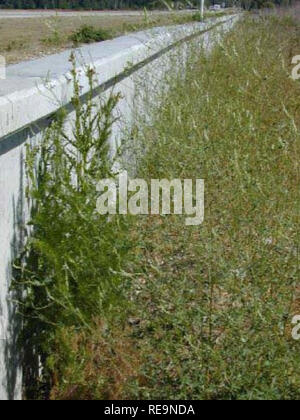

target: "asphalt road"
[0,9,194,19]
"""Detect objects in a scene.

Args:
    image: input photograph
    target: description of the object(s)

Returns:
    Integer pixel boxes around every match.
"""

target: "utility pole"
[199,0,204,20]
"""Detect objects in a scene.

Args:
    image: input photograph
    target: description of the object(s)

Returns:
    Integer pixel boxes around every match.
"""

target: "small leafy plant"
[70,25,112,45]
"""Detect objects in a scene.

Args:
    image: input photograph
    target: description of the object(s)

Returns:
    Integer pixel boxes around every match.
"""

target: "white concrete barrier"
[0,15,239,400]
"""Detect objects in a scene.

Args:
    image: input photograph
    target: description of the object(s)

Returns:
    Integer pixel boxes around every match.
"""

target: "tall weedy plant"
[14,54,132,398]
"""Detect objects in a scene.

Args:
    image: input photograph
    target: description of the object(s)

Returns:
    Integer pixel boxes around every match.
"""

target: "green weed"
[70,25,113,45]
[14,54,132,399]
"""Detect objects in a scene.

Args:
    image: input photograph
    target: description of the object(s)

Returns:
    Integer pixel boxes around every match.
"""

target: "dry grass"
[0,11,216,64]
[0,15,154,64]
[120,14,300,400]
[49,321,141,400]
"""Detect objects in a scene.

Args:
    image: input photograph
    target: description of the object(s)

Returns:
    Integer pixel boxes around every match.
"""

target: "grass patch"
[121,15,300,400]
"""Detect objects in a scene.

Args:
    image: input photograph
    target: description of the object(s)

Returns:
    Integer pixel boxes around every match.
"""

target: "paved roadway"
[0,9,194,19]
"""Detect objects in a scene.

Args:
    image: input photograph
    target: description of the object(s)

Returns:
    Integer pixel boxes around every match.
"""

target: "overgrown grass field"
[17,13,300,400]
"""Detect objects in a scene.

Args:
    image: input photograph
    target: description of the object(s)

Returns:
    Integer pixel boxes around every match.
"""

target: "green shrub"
[70,25,112,45]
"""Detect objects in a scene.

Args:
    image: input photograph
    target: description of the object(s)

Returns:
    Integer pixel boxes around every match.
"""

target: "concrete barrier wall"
[0,15,239,400]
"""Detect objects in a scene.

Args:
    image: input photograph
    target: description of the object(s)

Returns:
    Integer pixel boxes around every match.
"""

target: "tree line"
[2,0,158,9]
[0,0,296,10]
[0,0,149,8]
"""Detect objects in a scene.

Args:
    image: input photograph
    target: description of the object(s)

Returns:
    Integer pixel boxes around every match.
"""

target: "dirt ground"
[0,10,196,64]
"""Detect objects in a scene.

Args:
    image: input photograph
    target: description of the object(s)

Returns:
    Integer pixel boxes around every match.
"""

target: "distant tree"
[0,0,293,10]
